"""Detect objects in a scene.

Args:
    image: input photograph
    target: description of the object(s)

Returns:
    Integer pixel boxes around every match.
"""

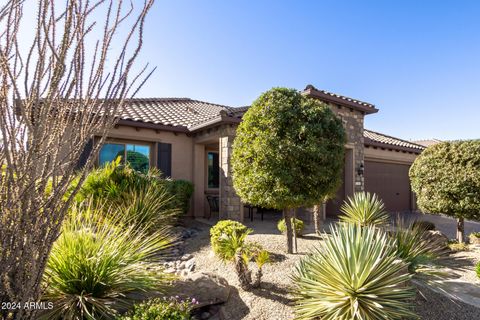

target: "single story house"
[82,85,426,221]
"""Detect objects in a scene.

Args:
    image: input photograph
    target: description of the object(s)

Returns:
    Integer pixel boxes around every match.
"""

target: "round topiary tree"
[409,140,480,243]
[231,87,346,253]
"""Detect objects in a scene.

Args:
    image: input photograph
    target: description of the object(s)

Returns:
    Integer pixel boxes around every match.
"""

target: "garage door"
[364,161,412,212]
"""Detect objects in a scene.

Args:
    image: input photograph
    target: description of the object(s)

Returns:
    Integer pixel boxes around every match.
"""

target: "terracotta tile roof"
[412,139,443,147]
[303,85,378,114]
[120,98,242,129]
[364,129,425,153]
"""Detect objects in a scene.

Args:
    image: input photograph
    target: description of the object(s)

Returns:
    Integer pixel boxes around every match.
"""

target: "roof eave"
[303,87,379,114]
[188,115,241,132]
[364,138,424,154]
[117,119,189,133]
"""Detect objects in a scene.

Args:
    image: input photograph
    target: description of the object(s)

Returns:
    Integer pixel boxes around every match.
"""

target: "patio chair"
[206,195,219,219]
[244,205,273,221]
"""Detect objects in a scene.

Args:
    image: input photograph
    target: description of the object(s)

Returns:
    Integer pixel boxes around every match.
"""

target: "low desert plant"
[339,192,390,227]
[412,220,436,231]
[277,218,304,236]
[40,203,174,320]
[292,223,416,320]
[211,221,269,290]
[469,232,480,245]
[476,262,480,279]
[448,240,470,252]
[118,296,198,320]
[210,220,250,255]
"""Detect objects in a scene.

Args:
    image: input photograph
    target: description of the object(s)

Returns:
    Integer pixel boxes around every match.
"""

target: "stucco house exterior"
[83,85,425,221]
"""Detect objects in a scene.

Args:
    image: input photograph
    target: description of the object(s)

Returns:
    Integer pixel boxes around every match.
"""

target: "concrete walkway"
[420,278,480,308]
[398,212,480,240]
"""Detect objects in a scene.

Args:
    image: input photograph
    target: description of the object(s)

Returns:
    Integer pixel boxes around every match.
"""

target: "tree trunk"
[457,217,465,243]
[313,204,322,235]
[252,268,263,288]
[284,208,294,254]
[292,208,298,253]
[234,252,252,290]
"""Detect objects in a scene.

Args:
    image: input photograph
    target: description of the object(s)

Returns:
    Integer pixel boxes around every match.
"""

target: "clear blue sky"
[133,0,480,141]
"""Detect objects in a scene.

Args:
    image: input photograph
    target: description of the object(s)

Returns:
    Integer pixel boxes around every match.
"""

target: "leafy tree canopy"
[409,140,480,220]
[231,87,346,209]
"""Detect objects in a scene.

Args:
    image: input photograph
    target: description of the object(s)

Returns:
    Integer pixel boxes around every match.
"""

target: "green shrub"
[476,262,480,279]
[339,192,390,227]
[118,297,197,320]
[165,179,194,215]
[469,232,480,238]
[76,158,162,204]
[412,220,436,231]
[40,203,174,320]
[292,223,416,320]
[277,218,304,236]
[210,220,251,255]
[210,220,269,290]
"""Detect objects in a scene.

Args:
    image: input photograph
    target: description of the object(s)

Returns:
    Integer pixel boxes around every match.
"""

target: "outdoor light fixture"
[357,163,364,176]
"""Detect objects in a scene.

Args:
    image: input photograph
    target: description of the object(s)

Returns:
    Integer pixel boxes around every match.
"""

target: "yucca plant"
[292,223,416,320]
[339,192,389,227]
[211,221,269,290]
[391,218,449,274]
[40,203,175,320]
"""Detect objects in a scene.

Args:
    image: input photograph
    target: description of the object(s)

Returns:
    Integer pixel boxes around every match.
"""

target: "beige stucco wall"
[364,146,418,164]
[106,125,194,181]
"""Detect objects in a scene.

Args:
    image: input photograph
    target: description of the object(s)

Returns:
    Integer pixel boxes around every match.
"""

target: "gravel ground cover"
[183,219,480,320]
[437,248,480,285]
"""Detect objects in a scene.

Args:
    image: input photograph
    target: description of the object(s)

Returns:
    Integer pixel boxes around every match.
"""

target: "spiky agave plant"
[292,223,416,320]
[339,192,390,227]
[40,203,175,320]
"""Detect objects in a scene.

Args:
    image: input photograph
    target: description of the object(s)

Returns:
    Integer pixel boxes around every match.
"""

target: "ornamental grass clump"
[40,203,175,320]
[292,223,416,320]
[210,220,269,290]
[339,192,390,227]
[392,218,449,274]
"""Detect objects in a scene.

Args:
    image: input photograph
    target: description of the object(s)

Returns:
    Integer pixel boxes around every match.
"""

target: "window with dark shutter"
[157,142,172,177]
[76,138,94,170]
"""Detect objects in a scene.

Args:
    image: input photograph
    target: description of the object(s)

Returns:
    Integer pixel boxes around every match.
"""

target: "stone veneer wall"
[327,103,365,192]
[218,125,243,220]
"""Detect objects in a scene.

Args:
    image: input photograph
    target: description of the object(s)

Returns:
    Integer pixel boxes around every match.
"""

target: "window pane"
[207,152,219,188]
[126,144,150,172]
[99,143,125,166]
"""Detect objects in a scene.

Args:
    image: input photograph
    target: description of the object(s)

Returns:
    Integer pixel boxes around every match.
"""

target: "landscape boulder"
[171,272,230,308]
